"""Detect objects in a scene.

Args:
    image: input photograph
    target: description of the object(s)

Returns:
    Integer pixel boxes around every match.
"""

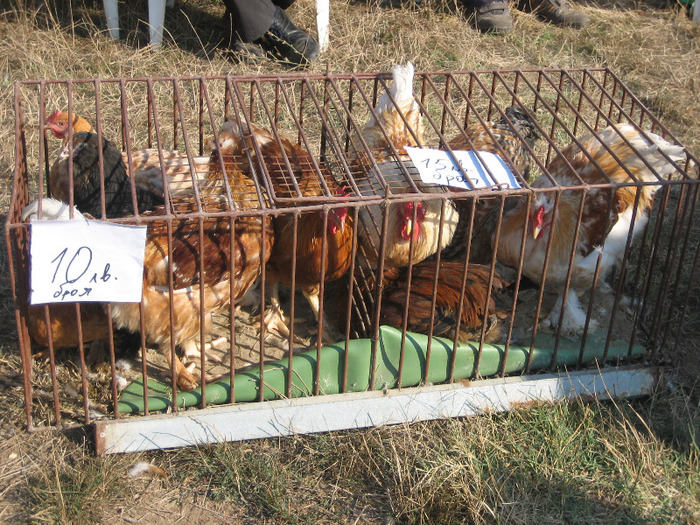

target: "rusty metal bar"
[340,206,361,393]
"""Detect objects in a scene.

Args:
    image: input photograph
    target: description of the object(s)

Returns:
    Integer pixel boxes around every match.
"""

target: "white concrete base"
[95,365,660,454]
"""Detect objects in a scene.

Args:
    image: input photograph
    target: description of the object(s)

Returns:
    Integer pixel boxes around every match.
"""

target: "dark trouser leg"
[222,0,319,67]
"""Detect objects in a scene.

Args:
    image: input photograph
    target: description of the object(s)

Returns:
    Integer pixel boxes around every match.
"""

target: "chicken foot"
[181,338,223,364]
[302,289,343,344]
[261,282,293,340]
[542,291,598,337]
[158,344,199,391]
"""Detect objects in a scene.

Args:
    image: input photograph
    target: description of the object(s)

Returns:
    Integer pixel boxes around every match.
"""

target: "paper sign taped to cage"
[405,146,521,190]
[29,220,147,304]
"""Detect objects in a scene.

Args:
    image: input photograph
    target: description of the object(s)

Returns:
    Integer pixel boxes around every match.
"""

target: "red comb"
[45,110,61,123]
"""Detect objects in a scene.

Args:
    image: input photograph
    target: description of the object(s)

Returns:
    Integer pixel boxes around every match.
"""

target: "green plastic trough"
[118,325,646,414]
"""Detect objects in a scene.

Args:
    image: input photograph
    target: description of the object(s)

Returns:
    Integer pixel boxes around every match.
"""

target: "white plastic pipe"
[148,0,167,48]
[102,0,120,40]
[316,0,329,52]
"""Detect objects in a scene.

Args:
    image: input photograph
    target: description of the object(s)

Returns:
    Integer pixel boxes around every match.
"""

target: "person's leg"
[222,0,319,67]
[262,6,320,66]
[272,0,297,9]
[224,0,277,42]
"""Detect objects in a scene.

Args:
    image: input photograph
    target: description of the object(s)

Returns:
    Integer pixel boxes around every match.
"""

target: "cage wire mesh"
[6,68,699,433]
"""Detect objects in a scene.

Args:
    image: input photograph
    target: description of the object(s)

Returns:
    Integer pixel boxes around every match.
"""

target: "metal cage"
[6,68,699,453]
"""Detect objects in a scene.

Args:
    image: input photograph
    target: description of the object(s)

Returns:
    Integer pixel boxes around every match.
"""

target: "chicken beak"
[328,212,345,234]
[402,218,413,239]
[532,224,542,240]
[401,218,421,242]
[44,121,62,139]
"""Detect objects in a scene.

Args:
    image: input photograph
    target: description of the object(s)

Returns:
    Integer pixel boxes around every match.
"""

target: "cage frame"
[5,67,698,452]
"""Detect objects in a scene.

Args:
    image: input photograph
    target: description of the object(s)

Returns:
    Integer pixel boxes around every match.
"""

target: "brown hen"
[110,185,273,390]
[340,259,508,343]
[215,117,353,342]
[26,153,273,391]
[21,198,125,361]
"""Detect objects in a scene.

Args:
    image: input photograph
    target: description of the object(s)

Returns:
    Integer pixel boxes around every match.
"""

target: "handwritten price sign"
[405,146,521,190]
[29,220,147,305]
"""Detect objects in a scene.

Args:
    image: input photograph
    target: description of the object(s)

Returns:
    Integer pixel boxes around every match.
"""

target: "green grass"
[25,447,128,524]
[171,438,366,523]
[155,391,700,524]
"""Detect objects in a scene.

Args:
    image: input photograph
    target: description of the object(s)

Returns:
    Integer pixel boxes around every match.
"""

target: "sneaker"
[256,7,320,67]
[474,1,514,34]
[519,0,590,28]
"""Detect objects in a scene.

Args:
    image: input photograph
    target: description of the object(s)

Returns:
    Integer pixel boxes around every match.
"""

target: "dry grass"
[1,0,699,523]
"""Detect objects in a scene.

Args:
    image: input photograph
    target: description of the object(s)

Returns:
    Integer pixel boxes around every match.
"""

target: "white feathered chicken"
[350,62,458,269]
[496,124,687,335]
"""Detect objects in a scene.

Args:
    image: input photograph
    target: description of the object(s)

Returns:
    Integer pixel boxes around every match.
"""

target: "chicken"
[216,117,354,342]
[441,105,540,263]
[26,153,273,391]
[108,165,274,390]
[32,112,211,368]
[22,198,111,355]
[351,62,458,269]
[339,259,508,343]
[26,301,111,359]
[496,123,686,335]
[46,128,162,218]
[45,111,211,207]
[446,105,539,180]
[35,113,164,355]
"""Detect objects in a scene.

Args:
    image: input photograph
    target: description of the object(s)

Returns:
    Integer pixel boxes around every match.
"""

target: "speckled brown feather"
[342,260,508,343]
[442,106,539,263]
[381,261,507,343]
[110,179,273,389]
[225,119,354,297]
[447,106,538,179]
[125,149,211,198]
[141,196,271,291]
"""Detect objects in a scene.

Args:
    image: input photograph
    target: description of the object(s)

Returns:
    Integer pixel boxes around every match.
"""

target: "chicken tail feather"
[367,62,419,131]
[594,124,687,183]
